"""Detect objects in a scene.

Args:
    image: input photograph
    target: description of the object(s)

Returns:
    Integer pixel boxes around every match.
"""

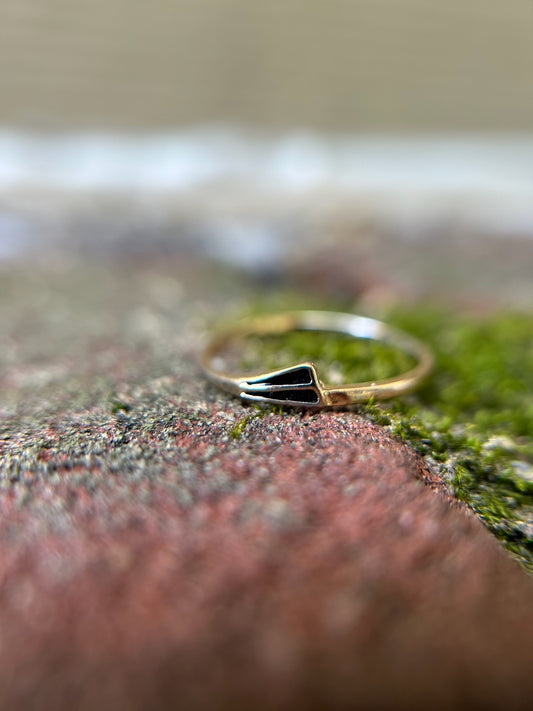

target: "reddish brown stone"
[0,410,532,711]
[1,260,532,710]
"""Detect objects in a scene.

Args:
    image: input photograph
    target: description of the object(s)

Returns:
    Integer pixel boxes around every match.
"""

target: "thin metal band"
[201,311,433,408]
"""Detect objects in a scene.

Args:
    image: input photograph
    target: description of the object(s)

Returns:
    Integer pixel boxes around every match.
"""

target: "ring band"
[201,311,433,408]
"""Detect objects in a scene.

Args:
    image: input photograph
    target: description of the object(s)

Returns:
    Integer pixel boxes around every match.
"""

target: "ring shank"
[201,311,433,407]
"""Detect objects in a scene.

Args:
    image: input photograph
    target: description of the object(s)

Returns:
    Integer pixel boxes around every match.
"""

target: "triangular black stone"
[253,366,314,387]
[259,388,319,404]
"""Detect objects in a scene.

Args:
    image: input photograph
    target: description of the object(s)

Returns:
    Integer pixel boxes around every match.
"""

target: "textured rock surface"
[1,260,533,710]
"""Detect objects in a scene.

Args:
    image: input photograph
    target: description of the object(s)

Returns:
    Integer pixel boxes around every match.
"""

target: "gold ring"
[201,310,433,408]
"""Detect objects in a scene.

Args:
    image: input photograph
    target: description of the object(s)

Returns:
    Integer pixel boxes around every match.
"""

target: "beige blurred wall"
[0,0,532,131]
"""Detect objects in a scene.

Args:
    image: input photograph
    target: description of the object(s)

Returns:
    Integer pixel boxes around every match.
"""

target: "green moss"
[110,399,132,414]
[238,302,533,571]
[240,332,417,385]
[230,414,252,439]
[230,409,264,439]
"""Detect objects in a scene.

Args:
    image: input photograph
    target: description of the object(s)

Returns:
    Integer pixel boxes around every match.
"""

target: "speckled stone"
[1,260,532,711]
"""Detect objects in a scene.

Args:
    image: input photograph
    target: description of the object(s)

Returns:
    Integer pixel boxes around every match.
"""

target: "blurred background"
[2,0,533,131]
[1,0,533,303]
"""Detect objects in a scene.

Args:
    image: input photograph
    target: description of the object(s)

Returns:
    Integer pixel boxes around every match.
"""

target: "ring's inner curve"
[201,311,433,407]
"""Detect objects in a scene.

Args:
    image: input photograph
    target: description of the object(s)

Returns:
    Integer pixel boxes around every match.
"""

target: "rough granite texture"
[1,259,533,710]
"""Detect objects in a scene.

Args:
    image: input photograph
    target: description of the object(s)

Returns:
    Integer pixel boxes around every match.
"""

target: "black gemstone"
[250,366,313,387]
[259,388,319,404]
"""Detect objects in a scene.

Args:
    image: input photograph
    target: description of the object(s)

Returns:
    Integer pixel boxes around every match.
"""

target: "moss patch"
[238,304,533,571]
[230,409,264,439]
[239,332,417,385]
